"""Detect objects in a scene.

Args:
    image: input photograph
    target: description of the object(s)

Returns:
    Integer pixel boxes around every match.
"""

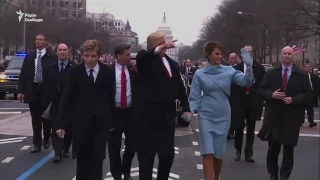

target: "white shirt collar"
[85,62,99,72]
[115,62,127,70]
[37,48,46,56]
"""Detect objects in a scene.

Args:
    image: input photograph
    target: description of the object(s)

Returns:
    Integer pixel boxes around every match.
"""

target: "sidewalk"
[0,112,32,136]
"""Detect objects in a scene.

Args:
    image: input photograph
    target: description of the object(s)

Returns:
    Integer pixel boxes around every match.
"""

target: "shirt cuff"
[154,46,160,54]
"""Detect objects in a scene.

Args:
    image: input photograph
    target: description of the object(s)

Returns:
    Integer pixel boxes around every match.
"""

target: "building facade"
[86,12,139,46]
[267,33,320,68]
[25,0,86,19]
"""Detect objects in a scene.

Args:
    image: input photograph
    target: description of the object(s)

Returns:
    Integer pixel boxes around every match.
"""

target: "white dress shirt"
[115,62,132,108]
[308,73,313,90]
[154,47,172,77]
[34,48,46,75]
[85,62,99,82]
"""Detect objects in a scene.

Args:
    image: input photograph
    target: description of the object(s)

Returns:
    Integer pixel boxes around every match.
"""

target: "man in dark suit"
[302,63,318,127]
[108,44,136,180]
[231,45,266,163]
[56,40,115,179]
[42,43,75,163]
[258,46,311,180]
[135,32,191,180]
[182,59,196,96]
[17,33,56,153]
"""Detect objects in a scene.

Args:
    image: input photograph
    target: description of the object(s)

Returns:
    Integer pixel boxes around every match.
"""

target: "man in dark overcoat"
[258,46,311,180]
[231,45,266,163]
[56,40,115,179]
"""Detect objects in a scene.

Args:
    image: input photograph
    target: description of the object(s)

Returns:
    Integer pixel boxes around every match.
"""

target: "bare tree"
[190,0,306,63]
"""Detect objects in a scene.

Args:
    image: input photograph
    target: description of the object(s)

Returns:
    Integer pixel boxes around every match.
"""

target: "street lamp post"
[22,0,26,52]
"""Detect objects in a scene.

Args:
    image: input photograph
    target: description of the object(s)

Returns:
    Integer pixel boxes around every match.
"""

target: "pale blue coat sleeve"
[189,71,202,113]
[231,67,255,87]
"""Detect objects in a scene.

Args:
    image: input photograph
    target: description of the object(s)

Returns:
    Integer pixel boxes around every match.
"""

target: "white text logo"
[16,10,43,23]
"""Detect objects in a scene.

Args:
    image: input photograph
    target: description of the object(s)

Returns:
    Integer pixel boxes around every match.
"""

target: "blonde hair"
[147,32,165,49]
[80,39,102,56]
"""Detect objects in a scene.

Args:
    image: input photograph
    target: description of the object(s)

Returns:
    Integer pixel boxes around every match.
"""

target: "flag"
[292,44,307,55]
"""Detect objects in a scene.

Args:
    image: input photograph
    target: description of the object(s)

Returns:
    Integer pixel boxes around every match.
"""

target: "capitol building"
[141,13,183,61]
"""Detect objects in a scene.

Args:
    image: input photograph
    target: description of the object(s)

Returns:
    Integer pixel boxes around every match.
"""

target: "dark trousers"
[29,84,51,146]
[51,123,72,155]
[305,104,314,123]
[76,118,103,180]
[108,107,135,180]
[137,113,175,180]
[234,108,256,156]
[267,140,294,178]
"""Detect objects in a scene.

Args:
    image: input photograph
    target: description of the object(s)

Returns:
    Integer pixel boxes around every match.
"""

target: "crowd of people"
[16,31,319,180]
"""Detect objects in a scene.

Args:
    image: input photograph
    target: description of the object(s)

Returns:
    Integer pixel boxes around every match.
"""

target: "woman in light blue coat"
[189,41,255,180]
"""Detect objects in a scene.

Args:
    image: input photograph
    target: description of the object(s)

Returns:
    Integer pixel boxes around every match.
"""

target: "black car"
[0,53,25,99]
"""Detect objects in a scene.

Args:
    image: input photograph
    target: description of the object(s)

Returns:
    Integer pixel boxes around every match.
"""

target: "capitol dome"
[156,13,173,41]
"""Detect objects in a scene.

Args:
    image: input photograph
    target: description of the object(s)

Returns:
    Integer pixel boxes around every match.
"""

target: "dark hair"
[203,41,224,57]
[36,33,48,41]
[80,39,102,56]
[114,43,131,58]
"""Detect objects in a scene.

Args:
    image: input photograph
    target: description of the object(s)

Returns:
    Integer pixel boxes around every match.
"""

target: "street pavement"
[0,109,319,180]
[0,94,29,120]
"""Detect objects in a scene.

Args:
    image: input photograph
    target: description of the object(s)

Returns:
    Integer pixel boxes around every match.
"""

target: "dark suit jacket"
[42,59,75,129]
[18,49,57,105]
[230,61,266,125]
[135,47,189,113]
[258,65,311,146]
[57,61,115,159]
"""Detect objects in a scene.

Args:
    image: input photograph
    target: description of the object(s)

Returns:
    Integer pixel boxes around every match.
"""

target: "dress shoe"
[30,146,41,153]
[234,151,241,161]
[245,155,255,163]
[123,174,132,180]
[62,151,69,158]
[43,139,50,149]
[309,122,317,127]
[280,177,289,180]
[52,155,62,163]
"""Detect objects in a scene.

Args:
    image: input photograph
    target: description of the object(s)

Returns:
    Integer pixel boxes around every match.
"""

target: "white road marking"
[1,157,14,163]
[192,141,198,146]
[197,164,203,170]
[0,137,26,142]
[0,140,23,144]
[174,147,179,150]
[20,145,31,150]
[175,151,179,154]
[0,111,22,114]
[244,131,320,137]
[0,108,29,110]
[195,151,201,156]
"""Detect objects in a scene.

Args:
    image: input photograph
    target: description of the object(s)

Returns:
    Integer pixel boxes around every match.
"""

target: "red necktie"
[120,66,127,108]
[282,68,288,92]
[162,60,171,78]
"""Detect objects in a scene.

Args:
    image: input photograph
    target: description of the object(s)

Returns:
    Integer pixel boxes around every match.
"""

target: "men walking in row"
[44,43,75,162]
[258,46,311,180]
[231,45,266,162]
[18,33,56,153]
[108,44,136,180]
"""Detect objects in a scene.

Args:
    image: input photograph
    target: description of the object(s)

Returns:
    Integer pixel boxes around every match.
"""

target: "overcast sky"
[86,0,221,45]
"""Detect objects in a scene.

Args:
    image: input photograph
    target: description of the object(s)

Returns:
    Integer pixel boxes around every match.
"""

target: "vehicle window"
[7,56,24,69]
